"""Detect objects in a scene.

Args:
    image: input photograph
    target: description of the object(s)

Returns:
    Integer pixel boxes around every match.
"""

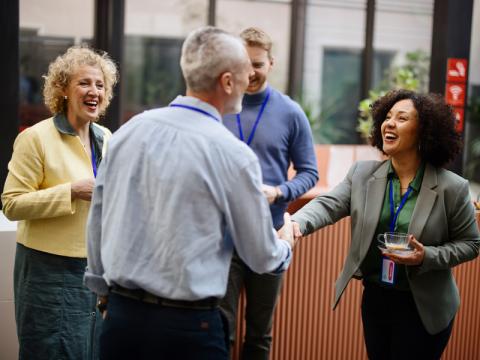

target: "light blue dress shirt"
[84,96,292,299]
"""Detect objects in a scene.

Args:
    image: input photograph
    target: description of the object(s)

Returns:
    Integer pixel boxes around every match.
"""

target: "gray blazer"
[292,160,480,334]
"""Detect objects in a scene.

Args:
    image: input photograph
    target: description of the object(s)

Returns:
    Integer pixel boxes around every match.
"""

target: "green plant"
[295,96,318,130]
[356,50,430,142]
[296,94,352,143]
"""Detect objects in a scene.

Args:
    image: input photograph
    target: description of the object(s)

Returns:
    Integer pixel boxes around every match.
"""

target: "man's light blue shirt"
[84,96,292,299]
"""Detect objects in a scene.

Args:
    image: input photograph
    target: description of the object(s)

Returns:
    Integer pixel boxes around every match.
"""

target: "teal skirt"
[14,243,102,360]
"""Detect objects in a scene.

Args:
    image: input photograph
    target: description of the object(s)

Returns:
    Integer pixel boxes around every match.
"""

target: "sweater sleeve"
[1,128,75,221]
[278,106,318,201]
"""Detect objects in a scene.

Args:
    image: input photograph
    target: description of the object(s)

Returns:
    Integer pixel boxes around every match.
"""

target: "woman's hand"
[292,221,303,242]
[71,178,95,201]
[278,213,295,248]
[384,235,425,266]
[277,213,303,249]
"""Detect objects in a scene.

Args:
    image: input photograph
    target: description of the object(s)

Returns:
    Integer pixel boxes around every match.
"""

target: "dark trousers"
[220,251,284,360]
[100,294,228,360]
[14,243,101,360]
[361,282,454,360]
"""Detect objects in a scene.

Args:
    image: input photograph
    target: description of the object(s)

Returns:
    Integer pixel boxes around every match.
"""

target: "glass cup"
[377,232,409,250]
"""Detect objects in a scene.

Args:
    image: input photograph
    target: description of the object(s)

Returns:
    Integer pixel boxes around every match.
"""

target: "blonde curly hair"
[43,45,119,118]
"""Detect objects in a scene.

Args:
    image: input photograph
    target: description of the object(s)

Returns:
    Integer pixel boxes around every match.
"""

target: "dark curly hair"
[370,89,462,167]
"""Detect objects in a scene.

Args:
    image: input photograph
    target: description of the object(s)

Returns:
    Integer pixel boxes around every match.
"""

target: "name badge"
[381,257,396,285]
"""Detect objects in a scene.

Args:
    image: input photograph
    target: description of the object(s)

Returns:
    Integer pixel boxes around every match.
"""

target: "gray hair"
[180,26,247,93]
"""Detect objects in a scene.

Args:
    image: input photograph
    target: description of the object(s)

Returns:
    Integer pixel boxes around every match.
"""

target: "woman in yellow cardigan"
[2,46,118,360]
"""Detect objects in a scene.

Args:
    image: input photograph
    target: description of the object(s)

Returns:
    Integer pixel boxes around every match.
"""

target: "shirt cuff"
[83,271,110,296]
[278,184,290,202]
[270,241,292,274]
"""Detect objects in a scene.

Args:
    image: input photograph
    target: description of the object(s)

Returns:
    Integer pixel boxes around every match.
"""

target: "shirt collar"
[169,96,222,123]
[243,84,271,106]
[53,113,104,142]
[53,113,77,136]
[387,159,426,192]
[53,112,106,164]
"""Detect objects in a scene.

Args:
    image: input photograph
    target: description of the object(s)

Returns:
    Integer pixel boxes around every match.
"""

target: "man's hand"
[262,184,282,204]
[383,235,425,266]
[71,178,95,201]
[278,212,297,249]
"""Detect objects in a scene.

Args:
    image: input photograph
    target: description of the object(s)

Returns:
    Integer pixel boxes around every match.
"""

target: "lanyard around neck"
[389,179,412,232]
[236,88,271,145]
[90,137,97,178]
[170,104,220,122]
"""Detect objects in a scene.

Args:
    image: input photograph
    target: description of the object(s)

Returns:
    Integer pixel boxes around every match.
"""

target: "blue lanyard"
[389,179,412,232]
[170,104,220,122]
[236,88,271,145]
[90,138,97,178]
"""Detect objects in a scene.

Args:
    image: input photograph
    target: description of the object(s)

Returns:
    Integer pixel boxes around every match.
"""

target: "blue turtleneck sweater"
[223,85,318,229]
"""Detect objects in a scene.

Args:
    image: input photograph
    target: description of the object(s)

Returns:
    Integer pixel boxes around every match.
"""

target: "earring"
[64,95,68,100]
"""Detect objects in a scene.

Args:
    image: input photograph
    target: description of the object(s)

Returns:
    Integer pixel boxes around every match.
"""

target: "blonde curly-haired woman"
[2,46,118,360]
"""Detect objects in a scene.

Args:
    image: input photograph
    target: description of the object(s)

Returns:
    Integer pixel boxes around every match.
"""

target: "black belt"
[110,285,219,310]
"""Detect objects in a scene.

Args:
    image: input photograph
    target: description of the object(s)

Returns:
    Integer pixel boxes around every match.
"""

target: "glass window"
[318,48,392,144]
[318,48,361,144]
[303,1,366,144]
[373,0,433,92]
[123,37,185,121]
[19,0,94,129]
[465,0,480,183]
[216,0,292,93]
[122,0,209,123]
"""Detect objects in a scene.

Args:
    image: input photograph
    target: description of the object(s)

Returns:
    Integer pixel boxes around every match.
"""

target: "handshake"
[277,212,303,249]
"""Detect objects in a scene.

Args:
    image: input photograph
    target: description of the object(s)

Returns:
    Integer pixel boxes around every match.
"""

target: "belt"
[110,285,220,310]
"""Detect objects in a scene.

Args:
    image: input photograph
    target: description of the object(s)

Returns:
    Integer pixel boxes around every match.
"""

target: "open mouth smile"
[384,132,398,142]
[84,100,98,111]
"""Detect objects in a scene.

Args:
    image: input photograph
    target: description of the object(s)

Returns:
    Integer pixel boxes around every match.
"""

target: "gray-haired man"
[84,26,294,360]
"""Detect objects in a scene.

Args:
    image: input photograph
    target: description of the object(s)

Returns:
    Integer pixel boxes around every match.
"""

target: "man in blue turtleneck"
[220,27,318,360]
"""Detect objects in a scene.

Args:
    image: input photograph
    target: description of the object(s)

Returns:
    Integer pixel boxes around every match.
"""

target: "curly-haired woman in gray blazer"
[291,89,480,360]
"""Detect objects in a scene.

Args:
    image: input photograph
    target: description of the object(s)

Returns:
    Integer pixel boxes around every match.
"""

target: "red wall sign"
[445,83,466,107]
[453,107,464,133]
[446,58,468,83]
[445,58,468,133]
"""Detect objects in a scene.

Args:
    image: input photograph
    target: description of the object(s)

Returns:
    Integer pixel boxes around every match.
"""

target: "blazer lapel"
[408,164,438,240]
[358,162,389,258]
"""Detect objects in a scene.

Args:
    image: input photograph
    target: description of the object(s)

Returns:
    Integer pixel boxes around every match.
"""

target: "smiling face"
[381,99,420,159]
[245,45,273,94]
[63,65,105,125]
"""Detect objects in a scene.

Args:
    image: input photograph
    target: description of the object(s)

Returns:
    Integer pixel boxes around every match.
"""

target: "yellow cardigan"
[1,116,111,258]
